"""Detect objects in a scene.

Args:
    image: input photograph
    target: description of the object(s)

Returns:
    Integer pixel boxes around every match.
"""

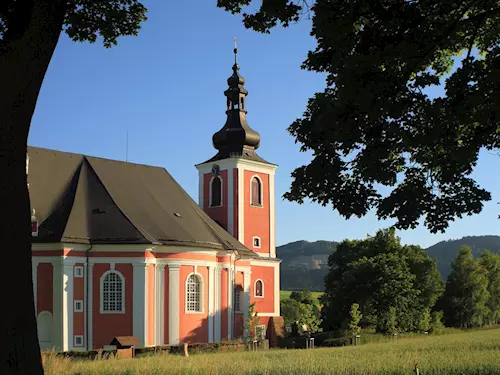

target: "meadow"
[43,328,500,375]
[280,290,323,305]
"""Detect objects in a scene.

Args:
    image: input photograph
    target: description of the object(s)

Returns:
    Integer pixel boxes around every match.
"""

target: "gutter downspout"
[85,242,93,351]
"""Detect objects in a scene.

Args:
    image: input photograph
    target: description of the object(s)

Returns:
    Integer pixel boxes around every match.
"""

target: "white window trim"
[255,324,267,340]
[100,270,126,314]
[250,175,264,208]
[252,236,261,249]
[254,279,264,298]
[74,335,84,347]
[74,266,84,278]
[185,272,204,314]
[74,300,83,313]
[209,175,223,208]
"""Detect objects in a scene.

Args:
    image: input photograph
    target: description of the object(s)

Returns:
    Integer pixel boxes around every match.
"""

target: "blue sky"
[29,0,499,248]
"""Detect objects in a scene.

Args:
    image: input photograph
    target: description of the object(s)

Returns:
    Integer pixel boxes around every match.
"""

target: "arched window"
[251,176,262,206]
[254,279,264,298]
[186,274,203,312]
[100,271,125,313]
[210,176,222,207]
[234,285,243,312]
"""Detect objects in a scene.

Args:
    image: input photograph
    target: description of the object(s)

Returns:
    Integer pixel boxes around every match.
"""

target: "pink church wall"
[244,170,270,254]
[37,263,53,314]
[203,170,229,230]
[179,265,209,343]
[250,266,274,313]
[92,263,133,349]
[73,263,85,341]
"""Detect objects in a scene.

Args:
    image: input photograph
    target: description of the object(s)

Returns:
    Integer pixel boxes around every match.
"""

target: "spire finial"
[233,37,238,65]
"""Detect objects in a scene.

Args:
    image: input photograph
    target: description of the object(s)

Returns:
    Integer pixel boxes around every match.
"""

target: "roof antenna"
[234,37,238,65]
[126,125,129,162]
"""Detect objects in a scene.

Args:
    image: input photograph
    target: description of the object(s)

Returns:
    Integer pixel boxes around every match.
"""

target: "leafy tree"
[348,303,362,336]
[429,311,445,334]
[377,306,398,336]
[244,302,260,342]
[417,308,431,333]
[295,302,322,336]
[219,0,500,233]
[442,246,490,327]
[321,228,443,333]
[479,250,500,325]
[0,2,147,374]
[290,289,314,305]
[280,298,301,329]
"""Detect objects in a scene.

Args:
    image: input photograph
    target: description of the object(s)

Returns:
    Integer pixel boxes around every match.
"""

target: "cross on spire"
[234,37,238,65]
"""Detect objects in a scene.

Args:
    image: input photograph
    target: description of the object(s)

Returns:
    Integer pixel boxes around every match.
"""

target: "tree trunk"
[0,1,66,374]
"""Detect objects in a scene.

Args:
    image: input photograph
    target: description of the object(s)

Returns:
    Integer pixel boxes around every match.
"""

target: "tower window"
[240,97,245,110]
[210,176,222,207]
[251,176,262,207]
[254,279,264,298]
[253,236,261,248]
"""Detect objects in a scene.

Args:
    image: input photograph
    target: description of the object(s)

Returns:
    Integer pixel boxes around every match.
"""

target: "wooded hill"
[278,235,500,291]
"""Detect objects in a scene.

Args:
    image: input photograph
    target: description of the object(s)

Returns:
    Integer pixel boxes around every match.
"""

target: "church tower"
[195,44,277,258]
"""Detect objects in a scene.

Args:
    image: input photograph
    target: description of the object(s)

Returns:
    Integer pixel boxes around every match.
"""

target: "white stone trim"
[243,270,251,338]
[249,174,264,208]
[252,236,261,249]
[74,300,83,312]
[254,279,264,298]
[196,158,277,175]
[158,264,166,345]
[256,312,280,317]
[133,263,148,347]
[214,266,222,342]
[269,173,276,258]
[74,335,84,347]
[99,270,126,314]
[274,261,280,316]
[227,267,233,340]
[208,265,215,342]
[74,266,84,278]
[87,263,93,350]
[168,264,181,345]
[185,271,204,314]
[209,175,223,208]
[237,167,245,243]
[62,261,74,351]
[227,167,234,235]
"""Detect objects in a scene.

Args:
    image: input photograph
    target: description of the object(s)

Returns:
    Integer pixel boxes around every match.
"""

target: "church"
[30,48,280,351]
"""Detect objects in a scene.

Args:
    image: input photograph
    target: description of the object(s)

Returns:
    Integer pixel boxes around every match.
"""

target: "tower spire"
[234,37,238,65]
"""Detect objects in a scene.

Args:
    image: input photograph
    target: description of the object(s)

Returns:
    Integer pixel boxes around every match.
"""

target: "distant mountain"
[278,235,500,291]
[426,235,500,278]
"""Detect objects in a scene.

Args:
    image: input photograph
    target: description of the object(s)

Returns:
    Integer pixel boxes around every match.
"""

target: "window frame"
[185,272,204,314]
[254,279,264,298]
[74,335,84,347]
[250,175,263,207]
[74,300,83,313]
[100,270,126,314]
[252,236,261,249]
[209,175,223,208]
[74,266,84,278]
[234,285,243,313]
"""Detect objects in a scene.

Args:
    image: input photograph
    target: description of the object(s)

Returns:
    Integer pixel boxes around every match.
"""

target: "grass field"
[43,328,500,375]
[280,290,323,305]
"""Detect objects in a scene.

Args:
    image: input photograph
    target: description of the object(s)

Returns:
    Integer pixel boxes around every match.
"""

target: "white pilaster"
[237,167,245,243]
[227,265,233,340]
[269,173,276,258]
[133,263,148,347]
[208,265,215,342]
[62,261,74,351]
[227,168,234,236]
[52,259,63,350]
[274,262,280,316]
[168,264,181,345]
[243,270,252,338]
[159,264,166,345]
[214,266,222,342]
[87,263,93,351]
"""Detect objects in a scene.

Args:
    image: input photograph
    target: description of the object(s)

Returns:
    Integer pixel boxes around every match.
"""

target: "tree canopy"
[219,0,500,233]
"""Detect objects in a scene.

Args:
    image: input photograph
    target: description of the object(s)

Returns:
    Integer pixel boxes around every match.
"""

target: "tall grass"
[43,328,500,375]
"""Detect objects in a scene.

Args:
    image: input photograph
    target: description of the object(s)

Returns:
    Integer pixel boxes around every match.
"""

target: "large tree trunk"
[0,1,66,374]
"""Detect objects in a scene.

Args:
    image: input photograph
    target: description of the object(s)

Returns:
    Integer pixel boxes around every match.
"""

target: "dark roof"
[199,146,276,166]
[110,336,140,347]
[27,146,256,256]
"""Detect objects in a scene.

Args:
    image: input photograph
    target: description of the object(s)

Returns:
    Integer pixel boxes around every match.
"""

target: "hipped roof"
[28,146,254,254]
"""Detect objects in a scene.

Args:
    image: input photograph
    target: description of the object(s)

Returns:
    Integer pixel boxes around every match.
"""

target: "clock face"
[211,165,220,176]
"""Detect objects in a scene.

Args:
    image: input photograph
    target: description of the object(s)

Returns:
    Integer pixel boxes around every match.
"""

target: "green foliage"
[290,289,314,305]
[244,302,260,342]
[220,0,500,233]
[377,307,398,335]
[281,289,322,336]
[442,246,490,328]
[418,309,432,333]
[0,1,147,48]
[348,303,362,336]
[280,298,301,328]
[296,302,322,336]
[479,250,500,325]
[429,311,445,334]
[321,228,444,334]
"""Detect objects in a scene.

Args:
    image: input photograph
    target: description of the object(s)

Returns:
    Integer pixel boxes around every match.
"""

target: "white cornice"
[196,158,277,176]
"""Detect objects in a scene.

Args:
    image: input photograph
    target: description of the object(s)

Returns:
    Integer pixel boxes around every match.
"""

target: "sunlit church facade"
[30,49,280,351]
